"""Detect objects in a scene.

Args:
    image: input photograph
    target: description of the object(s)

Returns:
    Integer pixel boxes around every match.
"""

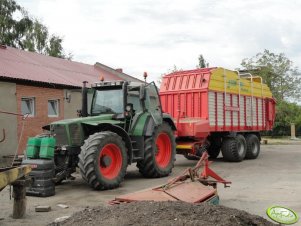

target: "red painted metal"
[244,96,247,127]
[109,181,216,204]
[159,68,275,141]
[198,152,231,186]
[99,144,122,180]
[230,94,233,130]
[109,151,227,205]
[223,93,226,131]
[256,98,259,130]
[155,133,172,168]
[265,98,276,130]
[215,92,218,131]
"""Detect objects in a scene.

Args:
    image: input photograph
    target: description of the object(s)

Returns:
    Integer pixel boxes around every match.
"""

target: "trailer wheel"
[221,135,246,162]
[245,134,260,159]
[208,137,221,159]
[79,131,127,190]
[137,123,176,178]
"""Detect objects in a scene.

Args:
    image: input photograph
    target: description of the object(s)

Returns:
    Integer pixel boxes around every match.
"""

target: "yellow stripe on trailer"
[209,67,273,98]
[176,145,193,150]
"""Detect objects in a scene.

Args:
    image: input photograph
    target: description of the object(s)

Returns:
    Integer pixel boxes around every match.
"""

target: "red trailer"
[159,67,276,162]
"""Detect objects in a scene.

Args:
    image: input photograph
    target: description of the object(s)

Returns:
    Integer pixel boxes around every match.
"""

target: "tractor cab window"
[145,83,162,125]
[127,87,142,113]
[91,89,123,115]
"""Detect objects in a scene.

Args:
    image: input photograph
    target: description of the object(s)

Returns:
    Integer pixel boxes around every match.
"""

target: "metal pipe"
[81,81,89,117]
[0,110,28,120]
[0,110,24,117]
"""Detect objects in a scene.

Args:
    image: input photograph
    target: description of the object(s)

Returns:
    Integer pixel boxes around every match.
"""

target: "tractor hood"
[44,114,125,147]
[43,114,123,130]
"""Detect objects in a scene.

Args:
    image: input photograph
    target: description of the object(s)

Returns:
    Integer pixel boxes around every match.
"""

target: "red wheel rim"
[98,143,122,179]
[155,133,172,168]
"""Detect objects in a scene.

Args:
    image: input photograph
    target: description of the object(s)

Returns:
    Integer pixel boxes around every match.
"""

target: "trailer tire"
[137,123,176,178]
[221,135,246,162]
[245,134,260,159]
[79,132,127,190]
[208,138,221,159]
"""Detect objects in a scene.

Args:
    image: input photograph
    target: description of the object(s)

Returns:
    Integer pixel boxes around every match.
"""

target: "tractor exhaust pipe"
[81,81,88,117]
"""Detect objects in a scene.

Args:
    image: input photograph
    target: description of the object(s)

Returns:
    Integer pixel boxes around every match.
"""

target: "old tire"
[78,141,89,183]
[78,132,127,190]
[221,135,246,162]
[137,123,176,178]
[208,137,221,159]
[245,134,260,159]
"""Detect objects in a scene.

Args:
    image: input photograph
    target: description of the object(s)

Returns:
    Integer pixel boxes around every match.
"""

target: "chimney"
[115,68,123,73]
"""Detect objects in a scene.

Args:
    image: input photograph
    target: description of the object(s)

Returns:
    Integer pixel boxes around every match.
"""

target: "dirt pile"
[50,201,276,226]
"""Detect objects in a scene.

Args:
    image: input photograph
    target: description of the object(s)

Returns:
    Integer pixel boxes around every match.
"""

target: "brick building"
[0,45,141,166]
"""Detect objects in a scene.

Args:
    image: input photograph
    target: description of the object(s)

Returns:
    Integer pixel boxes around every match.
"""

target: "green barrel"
[39,137,56,159]
[26,137,41,159]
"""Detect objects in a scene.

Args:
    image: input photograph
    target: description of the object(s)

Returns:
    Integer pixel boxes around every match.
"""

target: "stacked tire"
[22,159,55,197]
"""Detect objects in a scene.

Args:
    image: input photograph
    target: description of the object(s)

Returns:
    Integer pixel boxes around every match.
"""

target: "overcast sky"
[17,0,301,82]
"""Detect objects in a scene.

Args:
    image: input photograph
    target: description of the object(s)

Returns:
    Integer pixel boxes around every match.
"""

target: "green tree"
[272,100,301,136]
[197,54,209,68]
[241,49,301,101]
[0,0,32,48]
[0,0,70,59]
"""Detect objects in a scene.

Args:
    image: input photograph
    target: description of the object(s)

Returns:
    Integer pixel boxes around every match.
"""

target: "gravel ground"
[51,201,276,226]
[1,144,300,226]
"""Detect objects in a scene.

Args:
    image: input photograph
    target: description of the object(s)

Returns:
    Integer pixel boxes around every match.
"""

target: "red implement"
[109,152,230,205]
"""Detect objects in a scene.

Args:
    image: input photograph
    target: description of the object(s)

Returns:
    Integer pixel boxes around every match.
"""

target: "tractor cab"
[83,81,163,132]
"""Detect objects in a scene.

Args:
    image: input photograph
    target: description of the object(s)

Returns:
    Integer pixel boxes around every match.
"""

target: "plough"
[109,151,231,205]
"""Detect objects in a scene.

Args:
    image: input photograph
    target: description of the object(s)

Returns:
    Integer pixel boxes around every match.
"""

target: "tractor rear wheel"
[245,134,260,159]
[78,131,127,190]
[221,135,246,162]
[137,123,176,178]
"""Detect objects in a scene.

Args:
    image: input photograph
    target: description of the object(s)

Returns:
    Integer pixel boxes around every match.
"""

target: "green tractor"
[43,81,176,190]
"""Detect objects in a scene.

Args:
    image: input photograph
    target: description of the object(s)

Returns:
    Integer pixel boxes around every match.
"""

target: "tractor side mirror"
[140,85,145,100]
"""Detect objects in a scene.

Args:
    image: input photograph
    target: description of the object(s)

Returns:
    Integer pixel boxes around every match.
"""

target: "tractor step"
[130,138,144,161]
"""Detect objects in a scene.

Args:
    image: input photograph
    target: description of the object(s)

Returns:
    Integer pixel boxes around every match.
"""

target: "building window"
[21,97,35,116]
[48,100,59,117]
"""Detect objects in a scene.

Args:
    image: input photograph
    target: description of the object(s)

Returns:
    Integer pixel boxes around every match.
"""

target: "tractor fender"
[162,113,177,131]
[144,114,177,137]
[143,116,155,136]
[82,122,133,164]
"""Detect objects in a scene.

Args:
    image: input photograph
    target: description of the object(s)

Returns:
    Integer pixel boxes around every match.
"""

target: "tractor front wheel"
[137,123,176,178]
[78,132,127,190]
